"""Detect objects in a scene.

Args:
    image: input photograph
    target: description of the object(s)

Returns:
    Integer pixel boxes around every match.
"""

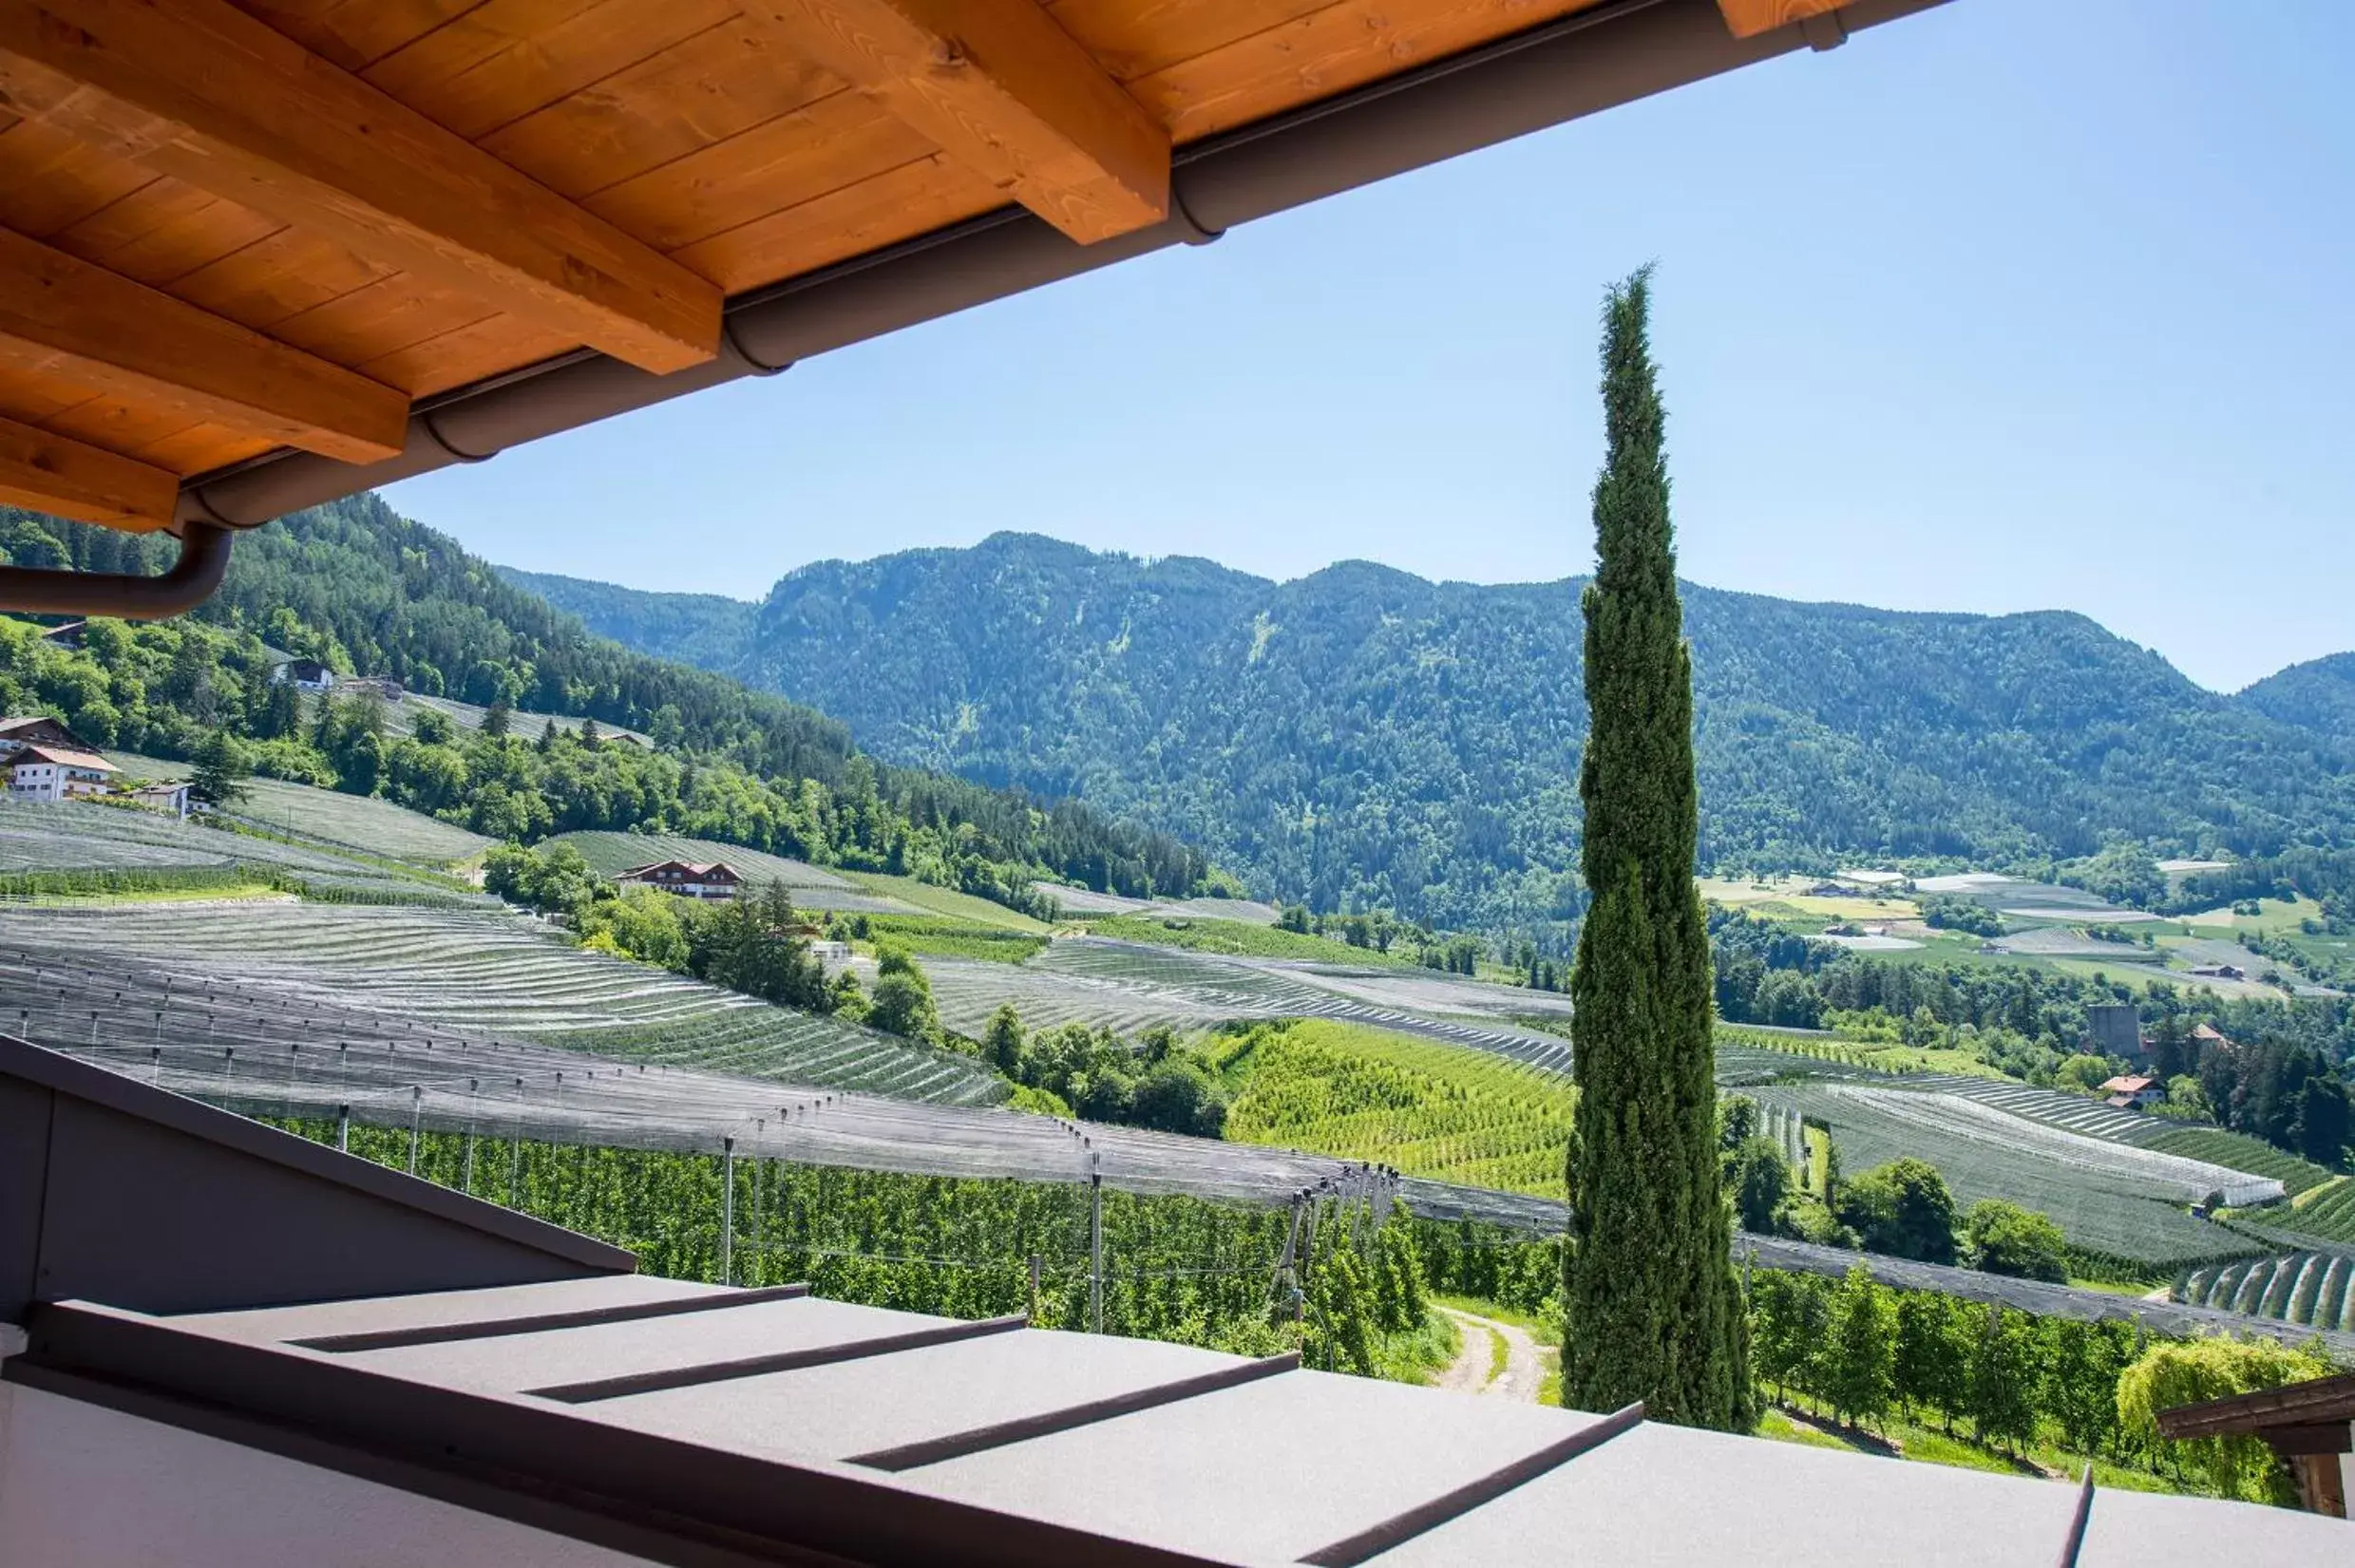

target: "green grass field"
[861,915,1048,964]
[1756,1399,2184,1496]
[1079,915,1415,967]
[1217,1019,1576,1199]
[845,873,1053,932]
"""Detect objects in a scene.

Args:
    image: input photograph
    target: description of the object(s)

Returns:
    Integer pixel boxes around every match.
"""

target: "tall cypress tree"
[1560,268,1754,1430]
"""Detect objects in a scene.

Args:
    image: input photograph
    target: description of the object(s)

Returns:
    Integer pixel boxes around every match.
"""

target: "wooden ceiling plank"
[1043,0,1329,85]
[585,89,931,253]
[0,223,409,462]
[267,272,508,378]
[0,360,90,425]
[0,0,723,371]
[0,118,161,240]
[1130,0,1608,145]
[124,419,275,475]
[248,0,489,73]
[363,0,739,142]
[1716,0,1843,39]
[351,311,574,395]
[478,15,840,199]
[672,147,998,292]
[169,226,393,332]
[53,179,282,289]
[28,393,220,458]
[0,408,180,527]
[736,0,1169,243]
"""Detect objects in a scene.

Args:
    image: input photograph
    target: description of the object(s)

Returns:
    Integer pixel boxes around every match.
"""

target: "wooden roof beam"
[0,410,179,529]
[743,0,1169,244]
[0,224,408,464]
[0,0,722,373]
[1717,1,1850,40]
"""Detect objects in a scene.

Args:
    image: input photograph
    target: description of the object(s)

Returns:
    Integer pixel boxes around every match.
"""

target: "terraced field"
[0,902,997,1105]
[2250,1178,2355,1246]
[1712,1029,1894,1086]
[549,832,915,912]
[844,874,1053,932]
[1825,1086,2281,1207]
[1031,882,1281,924]
[1220,1020,1577,1199]
[396,693,650,746]
[1900,1074,2172,1143]
[2141,1127,2336,1196]
[1748,1080,2270,1266]
[2176,1252,2355,1332]
[923,938,1575,1071]
[0,799,483,904]
[230,778,491,865]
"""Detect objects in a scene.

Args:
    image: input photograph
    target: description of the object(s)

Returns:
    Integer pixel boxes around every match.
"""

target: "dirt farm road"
[1434,1306,1543,1403]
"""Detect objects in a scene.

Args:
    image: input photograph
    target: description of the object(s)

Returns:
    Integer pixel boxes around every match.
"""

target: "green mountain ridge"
[504,534,2355,931]
[2238,652,2355,741]
[1,503,1216,903]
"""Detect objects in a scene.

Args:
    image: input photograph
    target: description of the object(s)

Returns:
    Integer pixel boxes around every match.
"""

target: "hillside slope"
[2239,652,2355,746]
[2,503,1214,899]
[518,533,2355,928]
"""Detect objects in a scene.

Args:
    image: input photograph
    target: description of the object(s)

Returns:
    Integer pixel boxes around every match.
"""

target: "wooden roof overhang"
[2157,1372,2355,1519]
[0,0,1948,615]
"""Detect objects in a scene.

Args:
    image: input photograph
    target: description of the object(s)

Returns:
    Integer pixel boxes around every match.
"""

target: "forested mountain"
[500,566,760,676]
[0,504,1215,900]
[2239,653,2355,746]
[515,534,2355,931]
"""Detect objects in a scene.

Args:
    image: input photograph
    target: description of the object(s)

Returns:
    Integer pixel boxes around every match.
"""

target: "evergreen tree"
[1560,267,1753,1430]
[186,727,251,809]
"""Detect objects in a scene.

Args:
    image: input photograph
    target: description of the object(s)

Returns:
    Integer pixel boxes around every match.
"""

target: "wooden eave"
[2156,1372,2355,1442]
[0,0,1926,538]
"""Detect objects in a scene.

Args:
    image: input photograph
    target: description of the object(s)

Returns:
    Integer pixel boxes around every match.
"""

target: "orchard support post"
[715,1134,734,1280]
[1090,1159,1104,1336]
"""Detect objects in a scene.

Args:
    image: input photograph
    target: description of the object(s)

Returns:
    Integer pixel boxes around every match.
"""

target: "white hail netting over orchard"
[1824,1086,2287,1208]
[0,905,1523,1225]
[2176,1253,2355,1333]
[1900,1073,2175,1144]
[923,938,1576,1073]
[8,902,2346,1353]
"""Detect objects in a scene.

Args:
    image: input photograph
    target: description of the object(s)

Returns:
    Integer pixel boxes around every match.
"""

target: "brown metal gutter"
[0,520,232,619]
[167,0,1948,534]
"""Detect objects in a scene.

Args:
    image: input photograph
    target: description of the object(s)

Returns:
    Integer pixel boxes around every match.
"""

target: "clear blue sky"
[387,0,2352,695]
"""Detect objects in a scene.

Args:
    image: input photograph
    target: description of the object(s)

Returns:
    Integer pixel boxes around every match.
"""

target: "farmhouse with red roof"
[615,860,743,900]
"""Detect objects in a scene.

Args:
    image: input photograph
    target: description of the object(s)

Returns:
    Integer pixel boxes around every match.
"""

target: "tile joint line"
[847,1351,1301,1471]
[1293,1399,1646,1568]
[289,1283,812,1353]
[526,1312,1030,1404]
